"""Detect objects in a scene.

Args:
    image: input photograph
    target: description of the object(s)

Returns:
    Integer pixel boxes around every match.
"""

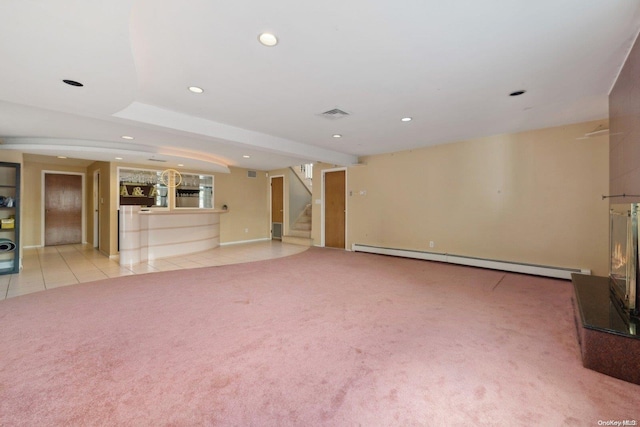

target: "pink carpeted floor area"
[1,247,638,426]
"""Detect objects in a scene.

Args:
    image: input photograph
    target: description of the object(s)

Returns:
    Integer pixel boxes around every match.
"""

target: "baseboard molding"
[351,244,591,280]
[220,238,271,246]
[314,244,353,251]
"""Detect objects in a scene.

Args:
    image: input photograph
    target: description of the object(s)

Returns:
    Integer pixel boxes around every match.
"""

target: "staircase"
[282,164,314,247]
[283,203,313,246]
[293,164,312,193]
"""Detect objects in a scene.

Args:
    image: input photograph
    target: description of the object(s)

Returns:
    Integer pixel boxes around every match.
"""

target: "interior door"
[45,173,82,246]
[93,170,100,248]
[271,176,283,240]
[324,170,345,248]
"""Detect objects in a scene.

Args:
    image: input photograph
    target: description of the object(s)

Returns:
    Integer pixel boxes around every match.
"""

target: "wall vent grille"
[272,222,282,239]
[247,170,257,178]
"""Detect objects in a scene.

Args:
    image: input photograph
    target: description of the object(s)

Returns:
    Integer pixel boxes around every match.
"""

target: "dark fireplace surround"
[573,26,640,386]
[570,204,640,385]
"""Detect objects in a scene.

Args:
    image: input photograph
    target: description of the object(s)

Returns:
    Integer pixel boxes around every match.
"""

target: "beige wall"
[216,167,269,243]
[0,150,23,164]
[313,120,610,276]
[16,157,270,256]
[7,119,612,276]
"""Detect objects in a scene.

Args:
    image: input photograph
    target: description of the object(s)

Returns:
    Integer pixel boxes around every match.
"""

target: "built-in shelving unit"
[118,168,168,208]
[0,162,20,275]
[117,168,213,210]
[175,173,213,209]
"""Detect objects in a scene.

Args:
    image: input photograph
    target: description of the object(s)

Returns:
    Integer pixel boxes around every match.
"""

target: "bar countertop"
[139,208,229,214]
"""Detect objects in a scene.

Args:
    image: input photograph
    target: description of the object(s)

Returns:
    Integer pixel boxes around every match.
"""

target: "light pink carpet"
[1,248,638,426]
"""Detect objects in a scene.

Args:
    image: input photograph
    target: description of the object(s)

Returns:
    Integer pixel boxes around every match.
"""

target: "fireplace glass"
[609,204,639,319]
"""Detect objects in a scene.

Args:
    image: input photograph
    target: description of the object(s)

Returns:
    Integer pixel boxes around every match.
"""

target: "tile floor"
[0,240,309,300]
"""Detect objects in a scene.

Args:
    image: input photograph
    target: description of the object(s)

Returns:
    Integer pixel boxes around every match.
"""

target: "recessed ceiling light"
[401,117,412,122]
[178,163,184,167]
[121,135,134,140]
[62,79,83,87]
[509,90,526,97]
[258,32,278,47]
[332,134,342,138]
[188,86,204,94]
[57,156,67,159]
[243,155,251,158]
[115,157,123,160]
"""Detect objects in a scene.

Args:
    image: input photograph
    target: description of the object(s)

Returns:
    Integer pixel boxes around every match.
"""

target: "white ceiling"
[1,0,639,173]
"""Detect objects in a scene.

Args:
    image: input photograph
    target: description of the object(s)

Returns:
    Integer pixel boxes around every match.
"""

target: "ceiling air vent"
[319,108,350,120]
[247,170,257,178]
[147,158,167,162]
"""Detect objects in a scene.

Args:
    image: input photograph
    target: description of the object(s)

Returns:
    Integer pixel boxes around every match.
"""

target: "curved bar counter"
[119,206,226,266]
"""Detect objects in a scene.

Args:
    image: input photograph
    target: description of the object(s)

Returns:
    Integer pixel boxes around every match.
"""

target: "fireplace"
[569,204,640,385]
[609,204,640,325]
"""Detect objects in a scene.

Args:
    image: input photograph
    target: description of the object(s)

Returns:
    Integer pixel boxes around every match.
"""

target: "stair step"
[292,223,311,231]
[287,229,311,238]
[282,235,313,247]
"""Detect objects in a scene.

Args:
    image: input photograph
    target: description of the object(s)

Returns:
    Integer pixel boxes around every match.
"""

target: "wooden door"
[93,170,100,248]
[45,173,82,246]
[324,170,345,248]
[271,176,283,239]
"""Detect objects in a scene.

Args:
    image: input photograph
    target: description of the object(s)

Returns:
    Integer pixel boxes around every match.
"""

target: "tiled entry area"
[0,241,309,300]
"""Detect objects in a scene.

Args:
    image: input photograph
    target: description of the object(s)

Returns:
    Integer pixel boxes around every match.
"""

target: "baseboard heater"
[351,244,590,280]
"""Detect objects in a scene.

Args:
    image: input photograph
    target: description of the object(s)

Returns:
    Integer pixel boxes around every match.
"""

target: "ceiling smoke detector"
[319,108,350,120]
